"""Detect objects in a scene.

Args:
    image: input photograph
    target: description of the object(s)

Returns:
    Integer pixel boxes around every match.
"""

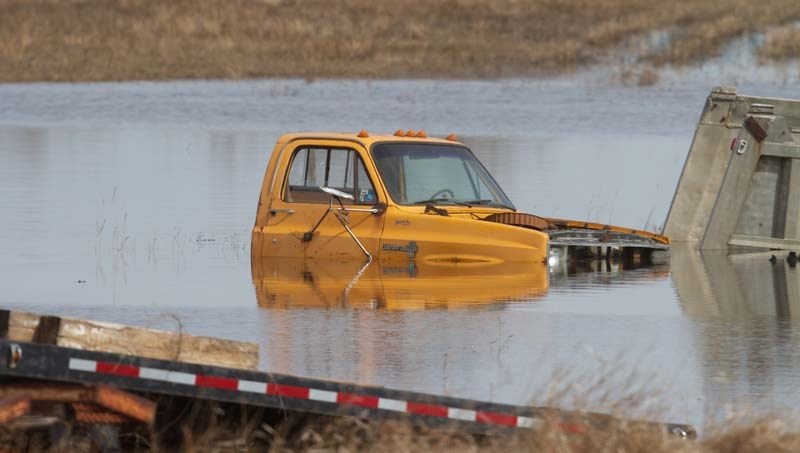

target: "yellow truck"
[251,130,668,268]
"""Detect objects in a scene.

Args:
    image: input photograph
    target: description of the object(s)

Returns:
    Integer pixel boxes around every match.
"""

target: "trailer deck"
[0,311,695,449]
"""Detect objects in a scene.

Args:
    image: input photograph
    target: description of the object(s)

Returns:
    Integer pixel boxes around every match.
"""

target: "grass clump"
[3,392,799,452]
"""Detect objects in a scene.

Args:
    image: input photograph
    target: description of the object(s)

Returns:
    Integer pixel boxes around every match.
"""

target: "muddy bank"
[1,0,800,82]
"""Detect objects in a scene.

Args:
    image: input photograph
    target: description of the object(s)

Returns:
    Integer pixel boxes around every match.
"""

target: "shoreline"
[2,0,800,83]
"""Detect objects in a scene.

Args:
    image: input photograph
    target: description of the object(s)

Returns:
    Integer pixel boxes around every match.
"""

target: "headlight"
[547,249,560,267]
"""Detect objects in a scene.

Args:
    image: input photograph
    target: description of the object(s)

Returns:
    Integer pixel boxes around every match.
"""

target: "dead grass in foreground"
[265,415,800,453]
[1,0,800,82]
[164,412,800,453]
[8,413,799,452]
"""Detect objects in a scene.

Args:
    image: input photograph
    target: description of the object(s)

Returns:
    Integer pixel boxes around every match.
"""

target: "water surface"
[2,75,799,429]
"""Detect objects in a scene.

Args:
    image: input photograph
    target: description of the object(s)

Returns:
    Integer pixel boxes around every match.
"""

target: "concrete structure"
[664,87,800,250]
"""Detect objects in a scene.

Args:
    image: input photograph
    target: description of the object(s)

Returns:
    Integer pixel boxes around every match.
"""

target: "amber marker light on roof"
[394,129,404,137]
[446,133,457,141]
[405,130,416,137]
[416,131,427,138]
[357,130,369,138]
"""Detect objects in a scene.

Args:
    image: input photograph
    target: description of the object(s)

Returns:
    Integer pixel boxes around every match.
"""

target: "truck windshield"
[372,143,515,210]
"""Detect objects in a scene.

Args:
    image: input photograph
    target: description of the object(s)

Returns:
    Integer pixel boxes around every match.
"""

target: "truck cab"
[252,131,668,266]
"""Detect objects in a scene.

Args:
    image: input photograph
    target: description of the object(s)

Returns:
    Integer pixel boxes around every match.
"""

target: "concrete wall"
[664,87,800,250]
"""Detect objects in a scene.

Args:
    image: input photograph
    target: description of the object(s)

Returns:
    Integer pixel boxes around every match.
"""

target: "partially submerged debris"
[665,87,800,251]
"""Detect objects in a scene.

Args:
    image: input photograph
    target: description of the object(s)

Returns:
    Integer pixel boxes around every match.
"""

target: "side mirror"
[320,186,354,200]
[321,186,385,215]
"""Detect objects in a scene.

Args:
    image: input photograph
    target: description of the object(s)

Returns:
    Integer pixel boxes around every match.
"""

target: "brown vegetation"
[7,412,798,452]
[3,387,798,452]
[761,27,800,61]
[272,415,800,453]
[1,0,800,82]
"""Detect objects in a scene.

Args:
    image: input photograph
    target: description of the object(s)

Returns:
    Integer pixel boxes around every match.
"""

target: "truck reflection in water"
[252,255,670,310]
[672,246,800,320]
[672,245,800,415]
[251,257,548,309]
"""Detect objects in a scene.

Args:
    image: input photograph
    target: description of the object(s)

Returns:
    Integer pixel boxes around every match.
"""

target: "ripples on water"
[1,73,799,429]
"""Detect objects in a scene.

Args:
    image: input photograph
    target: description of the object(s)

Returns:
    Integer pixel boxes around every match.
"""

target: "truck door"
[261,140,385,260]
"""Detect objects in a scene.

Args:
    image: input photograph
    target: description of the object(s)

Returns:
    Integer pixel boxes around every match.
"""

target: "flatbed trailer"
[0,336,695,449]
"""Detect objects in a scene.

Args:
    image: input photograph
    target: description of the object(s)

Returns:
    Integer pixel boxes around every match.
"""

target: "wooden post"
[32,316,61,345]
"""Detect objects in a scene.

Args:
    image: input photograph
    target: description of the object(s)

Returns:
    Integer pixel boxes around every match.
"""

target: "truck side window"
[284,147,376,205]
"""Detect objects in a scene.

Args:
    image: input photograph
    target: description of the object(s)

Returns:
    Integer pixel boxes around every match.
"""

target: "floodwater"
[2,68,800,430]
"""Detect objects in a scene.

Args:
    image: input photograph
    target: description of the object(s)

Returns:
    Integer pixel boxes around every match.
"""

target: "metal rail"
[548,229,670,249]
[0,339,695,438]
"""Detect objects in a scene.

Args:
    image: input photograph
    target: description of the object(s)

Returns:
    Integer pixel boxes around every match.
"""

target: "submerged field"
[1,0,800,82]
[3,3,800,449]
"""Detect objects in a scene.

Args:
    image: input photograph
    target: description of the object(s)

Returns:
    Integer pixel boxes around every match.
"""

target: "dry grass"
[1,0,800,82]
[254,361,800,452]
[6,413,800,452]
[761,27,800,60]
[4,391,800,452]
[236,413,800,453]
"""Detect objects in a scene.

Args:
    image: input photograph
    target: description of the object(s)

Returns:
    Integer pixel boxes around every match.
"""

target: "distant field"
[1,0,800,82]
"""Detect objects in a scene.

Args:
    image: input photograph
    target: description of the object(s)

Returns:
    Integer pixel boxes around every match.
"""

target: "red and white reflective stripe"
[69,358,543,429]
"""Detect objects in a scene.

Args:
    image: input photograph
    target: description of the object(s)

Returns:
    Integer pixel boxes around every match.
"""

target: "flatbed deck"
[0,311,696,448]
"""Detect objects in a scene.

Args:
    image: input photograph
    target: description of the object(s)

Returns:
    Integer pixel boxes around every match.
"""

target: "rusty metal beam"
[72,402,130,425]
[93,385,155,425]
[0,383,155,424]
[0,394,31,424]
[0,383,89,402]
